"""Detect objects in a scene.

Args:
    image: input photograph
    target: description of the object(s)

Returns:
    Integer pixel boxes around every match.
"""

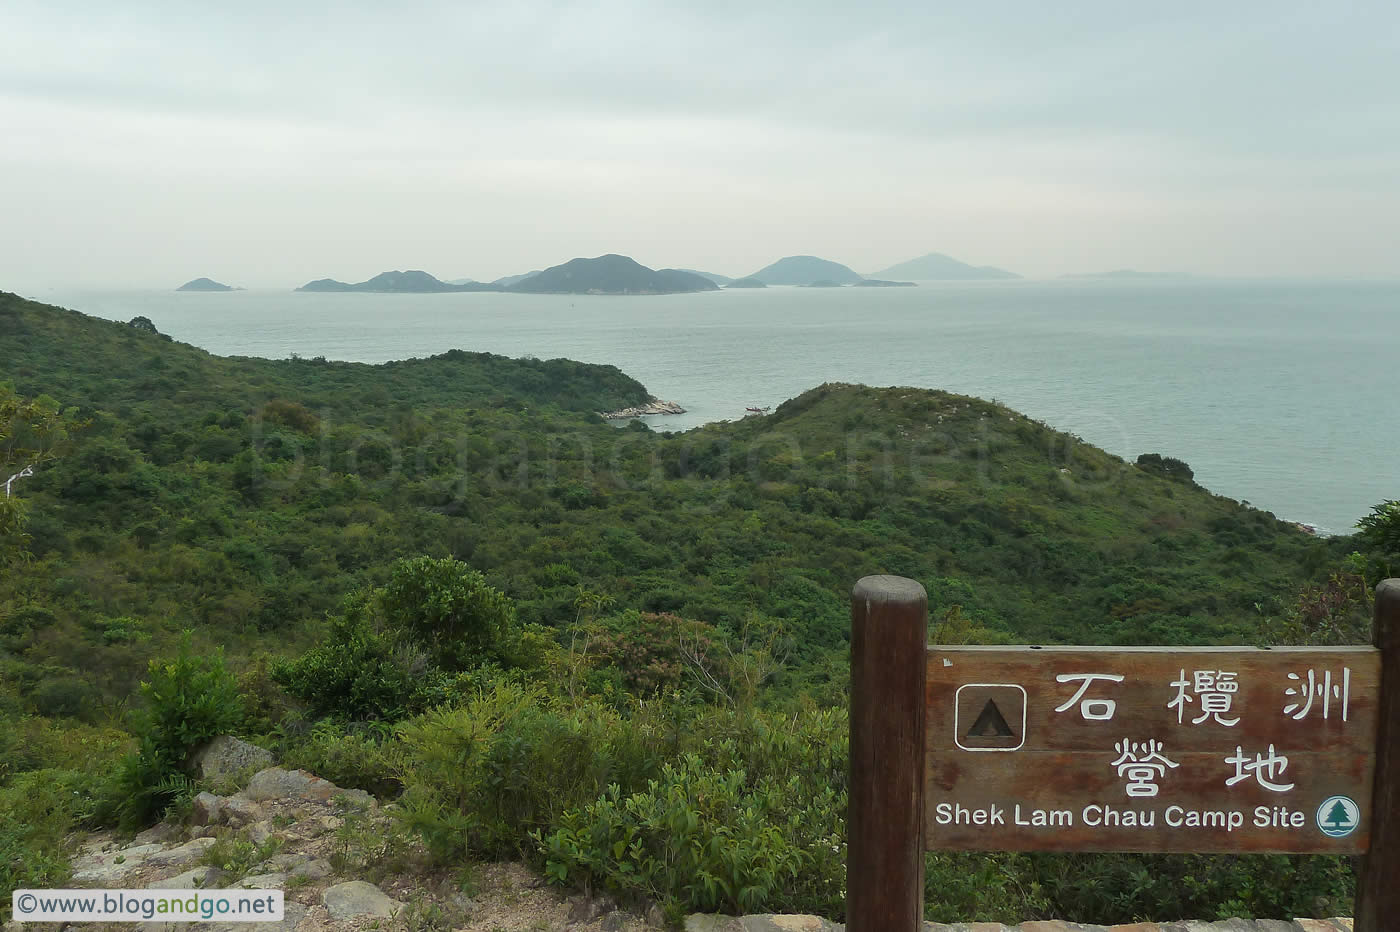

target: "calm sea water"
[30,280,1400,534]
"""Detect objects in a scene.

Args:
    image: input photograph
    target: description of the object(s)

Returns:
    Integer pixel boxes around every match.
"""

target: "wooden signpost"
[847,575,1398,931]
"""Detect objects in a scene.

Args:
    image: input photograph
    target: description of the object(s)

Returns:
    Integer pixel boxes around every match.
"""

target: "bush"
[107,638,244,828]
[1136,453,1195,484]
[274,556,521,720]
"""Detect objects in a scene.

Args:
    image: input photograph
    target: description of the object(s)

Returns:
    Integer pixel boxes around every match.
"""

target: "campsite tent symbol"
[1316,795,1360,838]
[955,684,1027,752]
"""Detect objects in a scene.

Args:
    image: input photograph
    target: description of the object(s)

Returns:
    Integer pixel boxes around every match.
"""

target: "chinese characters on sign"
[926,648,1378,854]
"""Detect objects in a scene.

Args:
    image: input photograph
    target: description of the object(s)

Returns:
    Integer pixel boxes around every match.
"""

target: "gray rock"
[71,842,167,884]
[265,853,332,881]
[235,872,287,889]
[241,767,342,803]
[134,822,181,846]
[245,820,273,846]
[219,796,264,828]
[602,912,630,932]
[144,836,217,870]
[191,792,224,826]
[148,866,221,889]
[196,902,307,932]
[685,917,745,932]
[322,880,402,920]
[193,736,275,783]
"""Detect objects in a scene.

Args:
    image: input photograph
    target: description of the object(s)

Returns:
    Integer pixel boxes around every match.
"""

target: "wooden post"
[848,575,927,932]
[1356,578,1399,932]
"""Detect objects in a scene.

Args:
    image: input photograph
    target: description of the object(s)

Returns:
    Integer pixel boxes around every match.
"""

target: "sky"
[2,0,1398,289]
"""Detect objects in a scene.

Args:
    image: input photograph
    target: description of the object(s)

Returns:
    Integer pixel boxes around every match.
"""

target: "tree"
[1135,453,1194,484]
[1357,500,1400,555]
[1,385,87,552]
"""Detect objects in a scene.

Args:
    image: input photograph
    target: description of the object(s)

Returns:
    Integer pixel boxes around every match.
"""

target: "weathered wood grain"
[848,576,926,932]
[925,646,1380,854]
[1354,579,1399,932]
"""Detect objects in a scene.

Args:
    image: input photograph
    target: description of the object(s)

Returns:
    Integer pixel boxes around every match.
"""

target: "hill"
[675,269,734,286]
[507,255,719,294]
[725,277,767,288]
[493,270,541,287]
[745,255,863,286]
[854,278,916,287]
[296,270,502,293]
[871,253,1019,280]
[176,277,236,292]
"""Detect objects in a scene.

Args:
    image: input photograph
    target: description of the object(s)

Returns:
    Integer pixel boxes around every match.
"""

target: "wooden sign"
[846,575,1399,932]
[926,646,1379,853]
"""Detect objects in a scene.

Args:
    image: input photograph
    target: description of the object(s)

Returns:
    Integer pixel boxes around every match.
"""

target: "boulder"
[220,796,264,827]
[71,842,167,884]
[133,822,181,846]
[322,880,402,920]
[148,866,221,889]
[193,736,275,782]
[144,836,217,870]
[241,767,349,803]
[235,872,287,889]
[191,792,223,826]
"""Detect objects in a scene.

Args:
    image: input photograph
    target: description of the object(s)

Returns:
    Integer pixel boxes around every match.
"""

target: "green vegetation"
[0,290,1386,924]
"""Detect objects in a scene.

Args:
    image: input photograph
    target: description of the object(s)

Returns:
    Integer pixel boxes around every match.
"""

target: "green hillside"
[1,291,1379,925]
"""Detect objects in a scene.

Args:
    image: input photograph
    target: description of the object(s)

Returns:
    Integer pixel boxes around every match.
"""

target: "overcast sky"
[3,0,1398,289]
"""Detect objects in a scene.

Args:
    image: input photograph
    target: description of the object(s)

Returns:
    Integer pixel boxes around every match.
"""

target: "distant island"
[176,277,238,292]
[745,256,864,286]
[725,277,767,288]
[869,252,1018,280]
[296,270,500,293]
[854,279,916,287]
[675,269,733,287]
[1061,269,1189,280]
[507,255,718,295]
[802,279,845,288]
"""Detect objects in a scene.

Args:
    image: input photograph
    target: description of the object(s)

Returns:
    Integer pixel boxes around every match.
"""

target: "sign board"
[925,646,1380,854]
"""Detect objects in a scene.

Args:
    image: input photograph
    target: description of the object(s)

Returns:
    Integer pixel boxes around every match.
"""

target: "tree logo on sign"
[1315,795,1360,838]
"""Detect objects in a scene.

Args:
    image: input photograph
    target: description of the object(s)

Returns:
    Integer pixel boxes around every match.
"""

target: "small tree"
[1,385,87,557]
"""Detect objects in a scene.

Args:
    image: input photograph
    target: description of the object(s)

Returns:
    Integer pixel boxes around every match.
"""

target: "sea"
[28,279,1400,535]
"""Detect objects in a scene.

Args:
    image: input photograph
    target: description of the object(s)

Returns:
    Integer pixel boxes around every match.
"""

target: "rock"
[134,822,181,846]
[71,842,167,884]
[685,917,745,932]
[265,853,332,881]
[240,766,370,805]
[246,820,273,846]
[602,912,630,932]
[646,903,668,928]
[191,792,224,826]
[220,796,264,828]
[235,872,287,889]
[601,399,687,419]
[198,902,307,932]
[322,880,402,920]
[144,836,217,870]
[193,736,275,782]
[148,866,222,889]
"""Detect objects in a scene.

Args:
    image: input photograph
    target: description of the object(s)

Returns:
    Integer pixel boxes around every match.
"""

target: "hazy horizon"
[4,0,1398,291]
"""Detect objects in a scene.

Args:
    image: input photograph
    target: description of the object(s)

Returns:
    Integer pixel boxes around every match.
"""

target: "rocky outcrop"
[600,400,686,418]
[193,735,275,782]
